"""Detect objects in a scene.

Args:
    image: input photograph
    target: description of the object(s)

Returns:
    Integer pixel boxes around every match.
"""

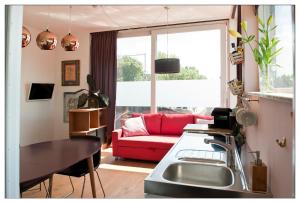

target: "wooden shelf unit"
[69,108,107,136]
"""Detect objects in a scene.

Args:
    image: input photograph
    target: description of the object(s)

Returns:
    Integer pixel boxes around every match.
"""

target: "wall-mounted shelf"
[69,108,107,136]
[247,92,293,103]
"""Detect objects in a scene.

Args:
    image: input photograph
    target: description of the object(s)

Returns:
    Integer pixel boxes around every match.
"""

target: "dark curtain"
[90,31,117,145]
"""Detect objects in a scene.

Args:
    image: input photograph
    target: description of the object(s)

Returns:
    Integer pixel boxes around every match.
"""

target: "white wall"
[20,26,91,145]
[21,25,57,146]
[53,31,90,140]
[245,98,294,197]
[242,6,294,197]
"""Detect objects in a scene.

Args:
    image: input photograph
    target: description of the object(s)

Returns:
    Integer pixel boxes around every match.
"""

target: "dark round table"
[20,136,101,198]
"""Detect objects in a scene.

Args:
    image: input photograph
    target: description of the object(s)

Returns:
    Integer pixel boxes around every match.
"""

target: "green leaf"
[270,38,280,49]
[270,25,278,32]
[258,27,265,33]
[258,42,266,56]
[270,47,283,58]
[261,37,267,46]
[253,48,263,65]
[267,15,273,26]
[241,37,250,43]
[241,21,248,32]
[228,29,242,38]
[265,30,269,48]
[248,35,255,42]
[258,16,265,28]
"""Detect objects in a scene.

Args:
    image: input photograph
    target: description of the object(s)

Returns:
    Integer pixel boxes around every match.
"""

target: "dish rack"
[228,79,244,95]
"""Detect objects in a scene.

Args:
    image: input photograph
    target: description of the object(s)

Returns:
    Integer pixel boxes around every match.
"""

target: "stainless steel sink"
[162,162,234,187]
[145,133,272,198]
[175,149,226,164]
[178,157,225,164]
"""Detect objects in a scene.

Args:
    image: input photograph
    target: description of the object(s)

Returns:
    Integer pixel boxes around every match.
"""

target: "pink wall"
[21,25,91,144]
[21,25,57,146]
[245,98,294,197]
[242,6,295,197]
[241,6,259,92]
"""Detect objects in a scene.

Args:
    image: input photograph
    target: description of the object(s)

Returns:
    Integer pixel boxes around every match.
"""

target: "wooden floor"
[22,147,157,198]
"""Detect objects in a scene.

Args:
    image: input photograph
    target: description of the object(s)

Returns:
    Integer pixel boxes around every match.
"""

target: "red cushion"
[193,115,214,123]
[118,135,179,150]
[161,114,194,135]
[132,113,162,135]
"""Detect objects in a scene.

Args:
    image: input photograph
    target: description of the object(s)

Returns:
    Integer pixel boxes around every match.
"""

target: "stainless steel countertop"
[183,124,233,135]
[144,132,272,198]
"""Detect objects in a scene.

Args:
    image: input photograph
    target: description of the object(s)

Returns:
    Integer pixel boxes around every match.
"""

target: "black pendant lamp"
[155,58,180,73]
[155,7,180,74]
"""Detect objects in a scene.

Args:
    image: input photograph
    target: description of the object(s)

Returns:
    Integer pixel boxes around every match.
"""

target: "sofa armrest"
[112,129,123,143]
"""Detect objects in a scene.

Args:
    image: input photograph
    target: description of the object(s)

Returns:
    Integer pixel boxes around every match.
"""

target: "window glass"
[115,23,227,129]
[115,36,151,128]
[156,29,222,114]
[258,5,294,92]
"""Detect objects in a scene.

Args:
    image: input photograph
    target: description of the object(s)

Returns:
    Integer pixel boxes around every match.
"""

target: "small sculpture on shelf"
[71,74,109,108]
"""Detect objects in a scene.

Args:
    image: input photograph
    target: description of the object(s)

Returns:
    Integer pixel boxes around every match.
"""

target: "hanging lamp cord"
[68,5,72,34]
[46,5,50,31]
[165,6,169,58]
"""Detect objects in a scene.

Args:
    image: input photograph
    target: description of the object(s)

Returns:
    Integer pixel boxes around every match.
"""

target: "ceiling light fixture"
[155,6,180,74]
[36,6,57,50]
[22,26,31,48]
[61,5,79,51]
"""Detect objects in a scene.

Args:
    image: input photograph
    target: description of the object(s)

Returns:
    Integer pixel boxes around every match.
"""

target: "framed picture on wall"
[63,92,79,122]
[62,60,80,86]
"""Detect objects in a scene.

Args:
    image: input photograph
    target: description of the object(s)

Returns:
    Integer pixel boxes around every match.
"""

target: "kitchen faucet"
[204,138,235,170]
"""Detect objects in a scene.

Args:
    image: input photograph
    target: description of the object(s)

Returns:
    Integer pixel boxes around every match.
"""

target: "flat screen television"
[28,83,55,100]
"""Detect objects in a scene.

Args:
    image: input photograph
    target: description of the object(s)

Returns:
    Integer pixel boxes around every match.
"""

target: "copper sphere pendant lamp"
[36,6,57,50]
[22,26,31,48]
[61,6,79,51]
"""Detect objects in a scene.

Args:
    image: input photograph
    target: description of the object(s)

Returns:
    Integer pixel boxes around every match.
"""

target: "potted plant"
[229,16,282,92]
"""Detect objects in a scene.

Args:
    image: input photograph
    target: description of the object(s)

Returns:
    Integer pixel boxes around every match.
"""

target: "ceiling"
[23,5,234,35]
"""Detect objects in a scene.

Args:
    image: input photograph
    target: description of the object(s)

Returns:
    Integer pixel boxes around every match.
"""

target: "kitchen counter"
[183,124,233,135]
[144,132,272,198]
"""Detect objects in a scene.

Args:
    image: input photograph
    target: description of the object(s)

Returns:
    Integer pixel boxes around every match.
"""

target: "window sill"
[247,92,293,103]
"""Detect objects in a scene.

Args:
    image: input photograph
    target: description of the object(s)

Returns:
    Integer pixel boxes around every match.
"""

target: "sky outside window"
[157,29,221,80]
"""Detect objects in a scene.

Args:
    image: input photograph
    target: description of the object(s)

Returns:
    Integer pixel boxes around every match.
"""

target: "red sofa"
[112,113,211,161]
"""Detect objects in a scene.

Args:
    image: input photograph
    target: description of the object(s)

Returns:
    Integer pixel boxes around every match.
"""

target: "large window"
[156,29,222,114]
[115,22,227,127]
[258,5,294,92]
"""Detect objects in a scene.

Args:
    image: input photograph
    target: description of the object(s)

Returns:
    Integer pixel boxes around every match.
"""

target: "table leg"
[48,174,53,198]
[87,156,97,198]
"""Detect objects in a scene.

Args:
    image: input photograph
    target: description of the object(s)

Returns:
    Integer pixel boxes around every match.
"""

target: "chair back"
[58,135,102,177]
